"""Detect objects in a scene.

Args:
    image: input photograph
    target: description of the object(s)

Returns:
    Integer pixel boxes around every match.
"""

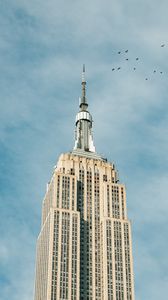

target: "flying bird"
[110,46,166,81]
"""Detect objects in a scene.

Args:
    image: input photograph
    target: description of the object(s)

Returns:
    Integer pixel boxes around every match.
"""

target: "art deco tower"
[34,66,135,300]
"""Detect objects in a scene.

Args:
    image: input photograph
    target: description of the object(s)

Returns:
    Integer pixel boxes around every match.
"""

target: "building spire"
[82,64,85,82]
[80,64,88,111]
[74,65,95,152]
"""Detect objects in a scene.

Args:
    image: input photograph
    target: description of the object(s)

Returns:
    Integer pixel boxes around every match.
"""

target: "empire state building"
[34,66,135,300]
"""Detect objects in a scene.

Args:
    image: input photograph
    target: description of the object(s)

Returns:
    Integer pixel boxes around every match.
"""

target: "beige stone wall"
[34,152,135,300]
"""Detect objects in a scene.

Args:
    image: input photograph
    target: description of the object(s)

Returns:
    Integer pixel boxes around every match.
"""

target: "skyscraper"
[34,66,135,300]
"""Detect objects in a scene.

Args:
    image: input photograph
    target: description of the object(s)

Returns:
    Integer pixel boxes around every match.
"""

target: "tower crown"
[74,65,95,152]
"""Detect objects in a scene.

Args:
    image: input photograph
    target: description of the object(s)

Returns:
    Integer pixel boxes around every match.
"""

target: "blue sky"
[0,1,168,299]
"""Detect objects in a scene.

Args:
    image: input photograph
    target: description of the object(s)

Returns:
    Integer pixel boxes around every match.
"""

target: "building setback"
[34,66,135,300]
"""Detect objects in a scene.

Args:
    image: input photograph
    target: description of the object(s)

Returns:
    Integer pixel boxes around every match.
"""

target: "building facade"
[34,66,135,300]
